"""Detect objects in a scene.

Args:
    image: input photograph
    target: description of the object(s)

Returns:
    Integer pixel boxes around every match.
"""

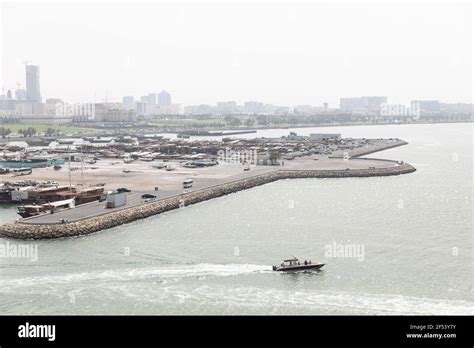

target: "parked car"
[117,187,131,193]
[141,193,156,199]
[243,166,250,171]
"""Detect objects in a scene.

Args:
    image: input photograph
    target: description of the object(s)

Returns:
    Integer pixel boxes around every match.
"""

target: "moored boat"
[17,198,75,218]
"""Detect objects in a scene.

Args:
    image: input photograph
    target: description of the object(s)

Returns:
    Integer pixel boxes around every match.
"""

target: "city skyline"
[1,1,472,106]
[1,62,470,112]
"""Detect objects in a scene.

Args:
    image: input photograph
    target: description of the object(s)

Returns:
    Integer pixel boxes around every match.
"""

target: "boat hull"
[273,264,325,272]
[18,211,41,218]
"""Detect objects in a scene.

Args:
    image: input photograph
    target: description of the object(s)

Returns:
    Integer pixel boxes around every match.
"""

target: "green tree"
[288,117,299,125]
[245,118,255,127]
[269,150,280,164]
[230,117,241,127]
[256,115,269,125]
[26,127,37,137]
[46,127,56,136]
[0,127,11,139]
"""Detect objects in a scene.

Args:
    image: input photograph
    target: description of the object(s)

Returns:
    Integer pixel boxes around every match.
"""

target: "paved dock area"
[21,190,178,224]
[3,139,405,225]
[18,156,398,225]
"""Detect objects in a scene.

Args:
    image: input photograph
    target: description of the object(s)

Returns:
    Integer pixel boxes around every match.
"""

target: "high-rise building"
[157,90,171,106]
[15,102,45,115]
[135,101,147,116]
[122,96,135,108]
[410,100,440,115]
[244,101,264,114]
[0,89,19,112]
[26,65,41,103]
[340,97,365,112]
[216,101,238,114]
[15,89,27,100]
[184,104,214,115]
[439,103,473,115]
[340,96,387,114]
[94,103,137,122]
[148,93,157,106]
[362,96,387,113]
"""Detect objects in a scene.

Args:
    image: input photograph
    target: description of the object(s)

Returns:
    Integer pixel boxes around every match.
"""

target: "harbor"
[0,122,470,316]
[0,132,416,239]
[1,0,472,325]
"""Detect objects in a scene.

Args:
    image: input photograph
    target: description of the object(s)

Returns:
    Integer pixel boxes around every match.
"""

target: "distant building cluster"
[123,90,179,117]
[341,97,472,117]
[182,102,335,116]
[183,102,287,116]
[0,64,45,116]
[340,96,388,115]
[0,63,472,125]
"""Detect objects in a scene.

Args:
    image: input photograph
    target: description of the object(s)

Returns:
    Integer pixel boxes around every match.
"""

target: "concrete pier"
[0,162,416,240]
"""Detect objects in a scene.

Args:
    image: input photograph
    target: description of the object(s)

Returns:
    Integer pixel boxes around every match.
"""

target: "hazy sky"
[0,0,472,106]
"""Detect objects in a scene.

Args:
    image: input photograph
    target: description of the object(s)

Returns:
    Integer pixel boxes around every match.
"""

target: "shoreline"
[0,160,416,240]
[0,121,471,142]
[148,120,473,135]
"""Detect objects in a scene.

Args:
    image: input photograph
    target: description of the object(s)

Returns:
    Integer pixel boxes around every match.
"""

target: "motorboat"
[272,257,325,272]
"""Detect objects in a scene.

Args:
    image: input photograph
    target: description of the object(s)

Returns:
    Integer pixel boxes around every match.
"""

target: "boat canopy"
[19,205,42,210]
[44,198,75,208]
[284,257,298,262]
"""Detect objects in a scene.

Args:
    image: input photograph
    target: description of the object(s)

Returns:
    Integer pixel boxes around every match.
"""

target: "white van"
[183,179,193,189]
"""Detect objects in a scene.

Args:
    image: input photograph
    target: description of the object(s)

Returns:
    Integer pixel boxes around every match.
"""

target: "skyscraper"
[25,65,41,103]
[122,96,135,108]
[15,89,27,100]
[148,93,157,106]
[157,90,171,106]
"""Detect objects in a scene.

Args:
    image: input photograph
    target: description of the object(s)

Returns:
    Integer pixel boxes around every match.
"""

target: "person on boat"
[304,260,307,265]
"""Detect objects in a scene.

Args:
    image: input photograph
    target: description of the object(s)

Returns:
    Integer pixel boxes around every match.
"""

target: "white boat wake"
[0,263,270,288]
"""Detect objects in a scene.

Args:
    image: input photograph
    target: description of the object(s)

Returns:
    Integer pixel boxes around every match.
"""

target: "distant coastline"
[0,119,471,141]
[156,119,473,134]
[104,119,474,136]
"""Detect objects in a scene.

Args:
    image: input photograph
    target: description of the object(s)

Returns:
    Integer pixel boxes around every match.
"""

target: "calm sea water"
[0,123,472,315]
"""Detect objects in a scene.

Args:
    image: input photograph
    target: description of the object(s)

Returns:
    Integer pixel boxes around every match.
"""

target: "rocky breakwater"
[349,140,408,158]
[0,163,415,240]
[279,162,416,179]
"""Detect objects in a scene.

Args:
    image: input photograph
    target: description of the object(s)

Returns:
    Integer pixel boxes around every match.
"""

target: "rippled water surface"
[0,123,472,314]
